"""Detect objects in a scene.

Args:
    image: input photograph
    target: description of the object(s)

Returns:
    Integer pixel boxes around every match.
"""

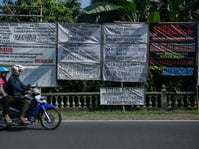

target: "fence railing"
[42,91,198,110]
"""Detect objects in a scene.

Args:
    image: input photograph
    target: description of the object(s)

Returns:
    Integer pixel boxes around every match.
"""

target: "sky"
[0,0,91,8]
[80,0,90,8]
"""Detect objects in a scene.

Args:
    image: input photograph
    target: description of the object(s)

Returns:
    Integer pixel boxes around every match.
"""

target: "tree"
[65,0,81,22]
[0,0,82,22]
[158,0,199,22]
[78,0,160,23]
[78,0,199,23]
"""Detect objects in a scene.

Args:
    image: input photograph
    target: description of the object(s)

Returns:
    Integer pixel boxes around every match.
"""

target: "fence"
[42,90,198,111]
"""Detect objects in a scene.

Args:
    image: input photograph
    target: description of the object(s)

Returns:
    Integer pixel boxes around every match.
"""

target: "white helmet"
[12,64,25,74]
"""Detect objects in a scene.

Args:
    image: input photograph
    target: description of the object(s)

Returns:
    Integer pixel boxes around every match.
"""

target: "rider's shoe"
[20,121,31,125]
[4,115,12,124]
[18,118,31,125]
[4,118,12,124]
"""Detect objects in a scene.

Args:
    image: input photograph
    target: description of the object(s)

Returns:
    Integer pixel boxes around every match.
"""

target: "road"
[0,120,199,149]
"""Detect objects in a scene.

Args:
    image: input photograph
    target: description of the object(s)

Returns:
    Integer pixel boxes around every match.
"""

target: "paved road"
[0,121,199,149]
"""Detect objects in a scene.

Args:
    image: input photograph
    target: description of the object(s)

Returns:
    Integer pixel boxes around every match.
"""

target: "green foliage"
[78,0,160,23]
[79,0,199,23]
[83,2,122,14]
[147,11,160,23]
[157,0,199,22]
[0,0,81,22]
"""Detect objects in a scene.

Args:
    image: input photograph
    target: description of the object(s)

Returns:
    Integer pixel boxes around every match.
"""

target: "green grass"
[60,109,199,120]
[1,109,198,120]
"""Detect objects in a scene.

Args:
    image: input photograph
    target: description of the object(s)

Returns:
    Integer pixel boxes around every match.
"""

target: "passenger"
[6,65,32,124]
[0,66,12,123]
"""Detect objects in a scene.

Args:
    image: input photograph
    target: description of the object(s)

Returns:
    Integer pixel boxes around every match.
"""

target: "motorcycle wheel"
[40,108,62,130]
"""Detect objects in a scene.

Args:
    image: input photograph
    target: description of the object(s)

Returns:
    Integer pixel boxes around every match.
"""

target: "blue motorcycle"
[0,88,62,130]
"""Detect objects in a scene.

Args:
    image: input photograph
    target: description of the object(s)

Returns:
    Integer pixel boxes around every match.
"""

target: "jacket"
[6,75,30,97]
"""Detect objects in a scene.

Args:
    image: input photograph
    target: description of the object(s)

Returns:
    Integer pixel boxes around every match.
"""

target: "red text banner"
[149,23,197,76]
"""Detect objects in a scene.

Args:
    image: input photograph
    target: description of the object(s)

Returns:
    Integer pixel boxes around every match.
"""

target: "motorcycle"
[0,87,62,130]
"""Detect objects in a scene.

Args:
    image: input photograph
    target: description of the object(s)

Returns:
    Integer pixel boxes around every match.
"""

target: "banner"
[0,23,56,44]
[58,24,101,80]
[149,23,197,76]
[103,61,146,82]
[0,44,56,65]
[149,23,196,42]
[104,44,147,62]
[11,65,56,87]
[150,42,195,52]
[0,23,57,87]
[58,43,100,63]
[100,87,145,105]
[104,24,148,44]
[103,23,148,82]
[58,24,101,43]
[58,63,100,80]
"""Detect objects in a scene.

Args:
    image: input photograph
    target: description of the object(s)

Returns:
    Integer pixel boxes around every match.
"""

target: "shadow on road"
[0,126,48,131]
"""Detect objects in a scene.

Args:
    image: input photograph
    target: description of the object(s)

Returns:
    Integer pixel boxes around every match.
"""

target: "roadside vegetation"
[60,109,199,120]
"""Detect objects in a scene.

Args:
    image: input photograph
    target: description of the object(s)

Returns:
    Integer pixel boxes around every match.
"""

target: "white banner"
[103,24,148,82]
[0,44,56,65]
[58,24,101,43]
[58,43,100,63]
[0,23,56,44]
[104,44,147,62]
[100,87,145,105]
[103,61,147,82]
[58,24,101,80]
[58,63,100,80]
[6,65,56,87]
[0,23,57,87]
[104,24,148,44]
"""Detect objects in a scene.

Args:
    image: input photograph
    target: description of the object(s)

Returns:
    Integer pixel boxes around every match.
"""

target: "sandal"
[4,114,12,124]
[18,118,30,125]
[4,118,12,124]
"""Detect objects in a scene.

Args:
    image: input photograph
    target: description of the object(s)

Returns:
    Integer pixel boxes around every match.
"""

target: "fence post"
[161,84,167,109]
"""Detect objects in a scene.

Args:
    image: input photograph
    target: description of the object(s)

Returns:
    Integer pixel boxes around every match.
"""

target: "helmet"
[12,64,25,74]
[0,66,9,73]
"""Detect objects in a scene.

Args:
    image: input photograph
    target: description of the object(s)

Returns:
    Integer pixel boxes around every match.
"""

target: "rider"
[0,66,12,123]
[6,65,32,124]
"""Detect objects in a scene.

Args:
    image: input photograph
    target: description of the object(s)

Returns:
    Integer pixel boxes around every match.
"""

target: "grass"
[59,109,199,120]
[1,109,198,120]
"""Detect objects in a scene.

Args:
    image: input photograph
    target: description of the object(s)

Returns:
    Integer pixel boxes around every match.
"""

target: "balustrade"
[42,91,198,110]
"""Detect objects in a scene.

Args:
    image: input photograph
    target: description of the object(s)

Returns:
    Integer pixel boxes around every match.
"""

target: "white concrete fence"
[42,91,198,110]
